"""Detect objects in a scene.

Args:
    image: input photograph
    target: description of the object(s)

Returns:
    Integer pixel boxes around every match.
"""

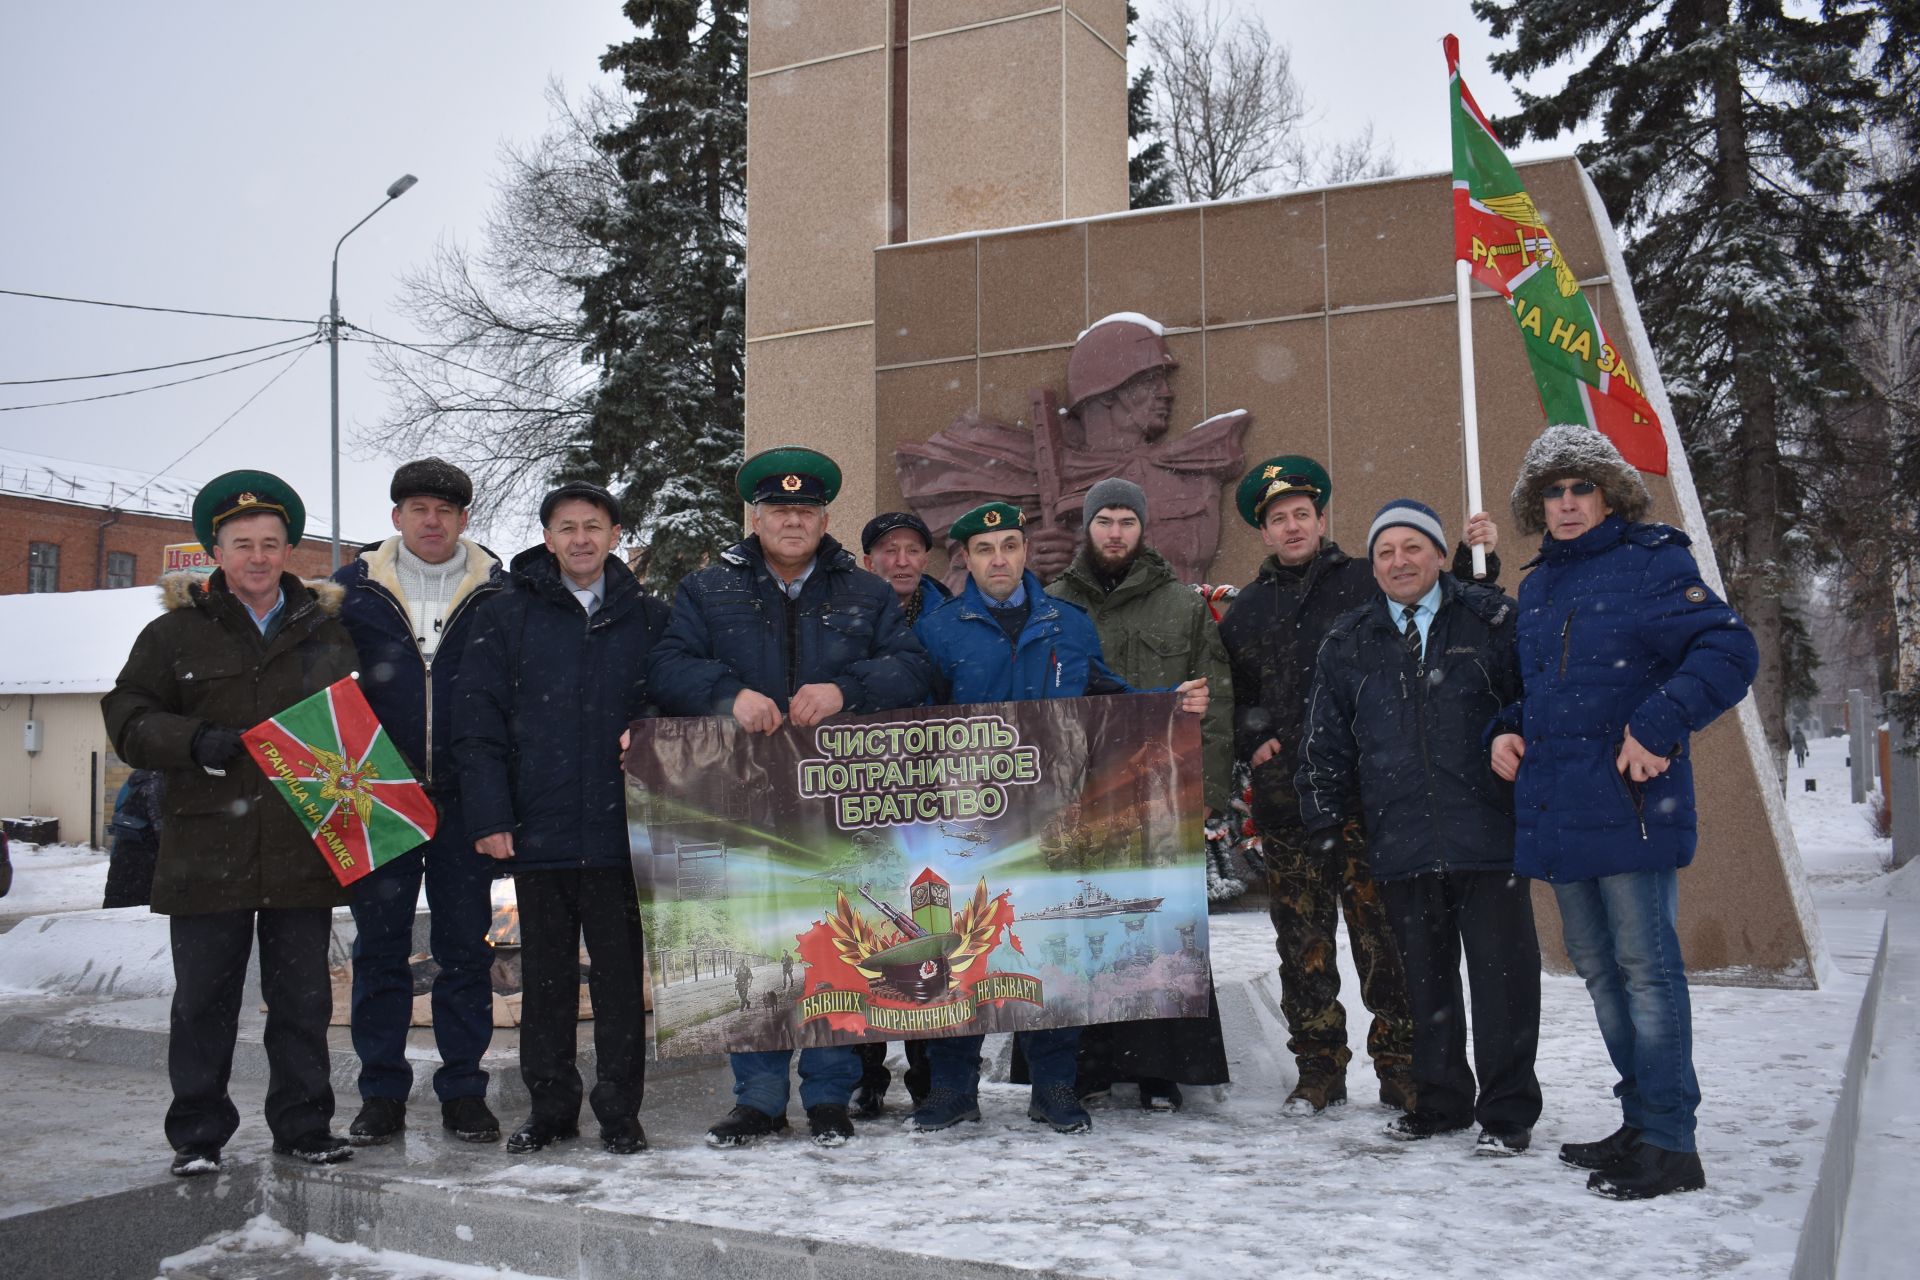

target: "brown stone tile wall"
[870,157,1818,983]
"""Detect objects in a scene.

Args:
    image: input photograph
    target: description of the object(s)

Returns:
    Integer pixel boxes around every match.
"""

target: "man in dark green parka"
[103,471,357,1176]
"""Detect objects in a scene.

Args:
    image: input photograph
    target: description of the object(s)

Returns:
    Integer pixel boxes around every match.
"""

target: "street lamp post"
[328,173,419,569]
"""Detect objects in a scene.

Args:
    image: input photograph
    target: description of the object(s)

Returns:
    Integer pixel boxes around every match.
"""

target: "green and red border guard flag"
[244,675,437,886]
[1446,34,1668,475]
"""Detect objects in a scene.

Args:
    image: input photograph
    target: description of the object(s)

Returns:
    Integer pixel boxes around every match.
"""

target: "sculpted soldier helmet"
[1067,313,1178,411]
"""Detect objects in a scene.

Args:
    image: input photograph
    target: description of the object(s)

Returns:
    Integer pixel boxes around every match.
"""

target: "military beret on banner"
[1235,454,1332,526]
[737,446,842,506]
[193,469,307,549]
[949,501,1028,545]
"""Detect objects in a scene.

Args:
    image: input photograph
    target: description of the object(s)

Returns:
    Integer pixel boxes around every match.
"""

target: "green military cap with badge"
[192,469,307,548]
[737,446,842,507]
[1236,454,1332,526]
[949,501,1028,545]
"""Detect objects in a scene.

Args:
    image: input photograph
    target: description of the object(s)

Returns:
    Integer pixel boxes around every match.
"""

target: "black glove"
[191,725,245,769]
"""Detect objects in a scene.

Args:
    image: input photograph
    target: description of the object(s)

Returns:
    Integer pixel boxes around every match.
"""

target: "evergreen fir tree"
[1127,3,1173,208]
[570,0,746,591]
[1473,0,1882,765]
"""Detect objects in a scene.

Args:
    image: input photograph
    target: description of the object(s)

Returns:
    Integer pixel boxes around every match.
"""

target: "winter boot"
[904,1088,982,1133]
[807,1103,856,1147]
[169,1146,222,1178]
[1587,1145,1706,1200]
[704,1104,789,1148]
[850,1083,887,1120]
[442,1096,501,1144]
[348,1096,405,1145]
[1139,1079,1184,1113]
[505,1115,579,1154]
[1474,1127,1532,1156]
[272,1132,353,1165]
[600,1116,648,1155]
[1028,1082,1094,1135]
[1558,1124,1643,1171]
[1383,1109,1472,1141]
[1283,1066,1347,1116]
[1376,1065,1417,1114]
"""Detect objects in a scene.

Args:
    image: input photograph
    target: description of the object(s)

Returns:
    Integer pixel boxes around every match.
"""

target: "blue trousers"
[348,821,496,1103]
[923,1027,1082,1099]
[731,1046,863,1116]
[1554,869,1701,1153]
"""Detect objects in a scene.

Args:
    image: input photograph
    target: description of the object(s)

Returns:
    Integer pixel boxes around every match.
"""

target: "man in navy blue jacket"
[332,459,506,1146]
[1297,498,1540,1155]
[453,481,669,1156]
[910,501,1208,1135]
[649,448,934,1149]
[1492,425,1757,1200]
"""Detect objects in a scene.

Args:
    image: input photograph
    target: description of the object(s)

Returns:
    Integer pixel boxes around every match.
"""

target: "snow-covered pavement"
[3,737,1911,1279]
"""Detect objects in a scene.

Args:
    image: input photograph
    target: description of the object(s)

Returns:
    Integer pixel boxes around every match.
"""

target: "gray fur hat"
[1509,424,1652,536]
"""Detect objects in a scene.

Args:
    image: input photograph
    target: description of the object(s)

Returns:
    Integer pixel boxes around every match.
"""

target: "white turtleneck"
[393,539,470,659]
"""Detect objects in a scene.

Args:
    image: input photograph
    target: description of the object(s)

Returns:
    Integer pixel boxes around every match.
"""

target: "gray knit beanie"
[1083,477,1148,529]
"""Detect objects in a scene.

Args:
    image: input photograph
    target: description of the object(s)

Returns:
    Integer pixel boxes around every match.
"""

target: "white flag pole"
[1455,256,1488,579]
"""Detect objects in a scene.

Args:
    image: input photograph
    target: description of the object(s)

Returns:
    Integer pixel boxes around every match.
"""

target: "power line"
[0,344,319,581]
[0,342,318,411]
[0,287,313,326]
[0,332,317,386]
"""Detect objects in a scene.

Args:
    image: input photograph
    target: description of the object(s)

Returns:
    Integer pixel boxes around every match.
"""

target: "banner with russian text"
[625,695,1210,1057]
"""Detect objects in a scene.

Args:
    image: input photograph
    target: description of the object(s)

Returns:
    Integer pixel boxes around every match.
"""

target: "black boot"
[442,1096,502,1144]
[348,1096,406,1146]
[272,1132,353,1165]
[807,1103,856,1147]
[600,1116,648,1155]
[505,1115,579,1154]
[1587,1144,1706,1200]
[1559,1124,1642,1170]
[704,1105,789,1148]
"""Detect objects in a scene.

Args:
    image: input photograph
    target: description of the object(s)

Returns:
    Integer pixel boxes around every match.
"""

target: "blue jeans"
[349,822,497,1103]
[731,1046,862,1116]
[1553,869,1700,1153]
[922,1027,1082,1099]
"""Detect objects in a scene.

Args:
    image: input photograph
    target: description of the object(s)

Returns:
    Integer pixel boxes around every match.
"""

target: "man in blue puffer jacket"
[910,501,1209,1136]
[453,480,670,1157]
[1490,425,1757,1201]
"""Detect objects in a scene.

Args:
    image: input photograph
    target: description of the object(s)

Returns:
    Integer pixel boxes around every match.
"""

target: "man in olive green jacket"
[103,470,358,1176]
[1045,477,1234,1111]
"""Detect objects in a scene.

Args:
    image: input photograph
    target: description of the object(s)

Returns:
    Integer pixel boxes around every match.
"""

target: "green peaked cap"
[1235,454,1331,526]
[192,469,307,549]
[736,446,842,506]
[949,501,1028,544]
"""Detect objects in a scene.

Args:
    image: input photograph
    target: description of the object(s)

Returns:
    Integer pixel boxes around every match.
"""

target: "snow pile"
[159,1214,560,1280]
[0,586,161,693]
[0,843,108,919]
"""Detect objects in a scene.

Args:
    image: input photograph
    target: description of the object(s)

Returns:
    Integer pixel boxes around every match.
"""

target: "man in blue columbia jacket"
[648,448,934,1149]
[1491,425,1757,1201]
[332,459,506,1146]
[910,501,1209,1135]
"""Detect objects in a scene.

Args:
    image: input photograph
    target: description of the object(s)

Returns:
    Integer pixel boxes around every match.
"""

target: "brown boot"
[1283,1067,1347,1116]
[1377,1066,1417,1114]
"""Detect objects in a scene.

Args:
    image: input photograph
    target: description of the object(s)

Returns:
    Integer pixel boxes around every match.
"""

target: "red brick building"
[1,447,354,595]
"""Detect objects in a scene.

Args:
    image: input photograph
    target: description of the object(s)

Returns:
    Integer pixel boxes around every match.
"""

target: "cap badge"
[1262,465,1282,480]
[781,473,802,492]
[236,492,258,506]
[983,510,1001,527]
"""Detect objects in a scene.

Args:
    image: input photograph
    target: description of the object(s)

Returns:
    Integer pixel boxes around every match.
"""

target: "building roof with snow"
[0,585,162,694]
[0,446,333,536]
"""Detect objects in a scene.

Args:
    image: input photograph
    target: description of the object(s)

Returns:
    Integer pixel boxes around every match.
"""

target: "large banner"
[625,695,1210,1058]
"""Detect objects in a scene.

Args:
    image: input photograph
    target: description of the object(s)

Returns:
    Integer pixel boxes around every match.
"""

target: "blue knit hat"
[1367,498,1446,555]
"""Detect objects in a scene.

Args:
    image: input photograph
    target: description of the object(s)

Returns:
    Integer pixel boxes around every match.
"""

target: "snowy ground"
[118,740,1908,1279]
[0,841,106,927]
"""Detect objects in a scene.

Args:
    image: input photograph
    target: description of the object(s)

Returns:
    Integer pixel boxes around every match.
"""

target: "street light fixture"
[328,173,419,569]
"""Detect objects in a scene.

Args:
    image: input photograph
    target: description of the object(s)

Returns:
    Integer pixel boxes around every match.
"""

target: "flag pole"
[1455,256,1488,579]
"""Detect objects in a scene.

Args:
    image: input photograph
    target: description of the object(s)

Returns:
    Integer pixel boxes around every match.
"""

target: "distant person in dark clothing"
[103,769,165,909]
[1791,728,1808,767]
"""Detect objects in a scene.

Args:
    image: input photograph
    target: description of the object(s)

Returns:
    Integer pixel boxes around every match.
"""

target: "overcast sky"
[0,1,1581,555]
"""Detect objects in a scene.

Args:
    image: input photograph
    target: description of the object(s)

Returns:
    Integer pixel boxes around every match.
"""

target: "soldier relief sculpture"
[896,313,1249,585]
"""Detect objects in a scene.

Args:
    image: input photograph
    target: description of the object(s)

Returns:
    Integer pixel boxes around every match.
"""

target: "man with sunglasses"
[1492,426,1756,1200]
[1219,456,1497,1119]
